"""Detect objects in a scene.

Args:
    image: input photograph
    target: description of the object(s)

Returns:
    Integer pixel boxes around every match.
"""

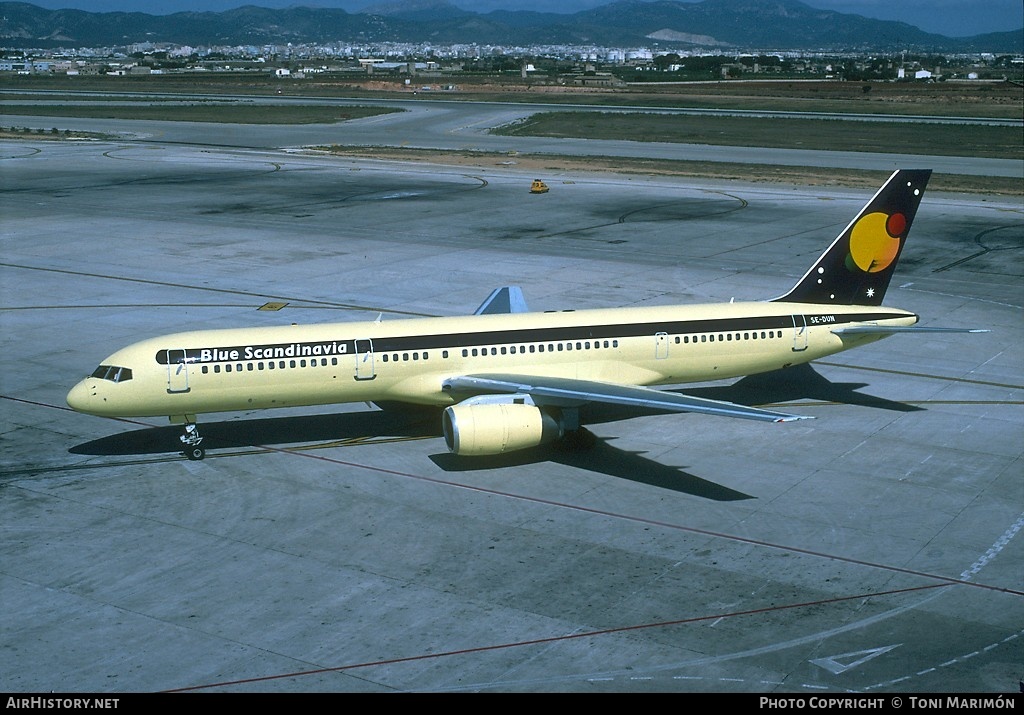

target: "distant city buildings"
[1,41,1021,83]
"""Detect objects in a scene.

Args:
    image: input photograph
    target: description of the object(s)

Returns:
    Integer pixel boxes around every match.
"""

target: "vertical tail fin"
[474,286,529,315]
[772,169,931,306]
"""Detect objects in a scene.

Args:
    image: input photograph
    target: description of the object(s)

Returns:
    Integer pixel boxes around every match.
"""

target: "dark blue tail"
[773,169,932,306]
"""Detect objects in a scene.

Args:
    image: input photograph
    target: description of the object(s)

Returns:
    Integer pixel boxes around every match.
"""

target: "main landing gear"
[180,421,205,461]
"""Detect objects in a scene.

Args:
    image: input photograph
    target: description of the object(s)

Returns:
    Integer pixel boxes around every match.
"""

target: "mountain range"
[1,0,1021,53]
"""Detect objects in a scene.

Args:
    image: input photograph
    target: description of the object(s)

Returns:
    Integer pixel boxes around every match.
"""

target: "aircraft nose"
[66,380,95,413]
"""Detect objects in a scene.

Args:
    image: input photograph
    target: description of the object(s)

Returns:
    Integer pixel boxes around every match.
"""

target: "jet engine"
[443,400,564,456]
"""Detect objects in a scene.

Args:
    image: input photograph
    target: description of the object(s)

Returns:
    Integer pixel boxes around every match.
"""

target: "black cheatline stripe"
[154,311,904,364]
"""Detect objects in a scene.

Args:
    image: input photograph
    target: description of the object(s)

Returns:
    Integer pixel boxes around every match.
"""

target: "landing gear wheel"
[179,421,204,460]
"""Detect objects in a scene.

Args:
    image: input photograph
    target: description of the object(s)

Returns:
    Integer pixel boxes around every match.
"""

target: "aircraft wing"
[832,326,990,336]
[442,374,811,423]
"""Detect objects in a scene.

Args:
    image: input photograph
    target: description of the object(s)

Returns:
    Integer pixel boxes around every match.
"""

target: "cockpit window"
[90,365,133,382]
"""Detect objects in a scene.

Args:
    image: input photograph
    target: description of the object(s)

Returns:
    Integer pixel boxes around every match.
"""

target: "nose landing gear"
[180,422,205,461]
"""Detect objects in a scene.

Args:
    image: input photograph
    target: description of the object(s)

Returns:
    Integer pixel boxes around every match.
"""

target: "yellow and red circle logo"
[847,211,906,273]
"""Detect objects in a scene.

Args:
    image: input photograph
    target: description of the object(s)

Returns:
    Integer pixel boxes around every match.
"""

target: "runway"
[1,138,1021,693]
[3,93,1022,177]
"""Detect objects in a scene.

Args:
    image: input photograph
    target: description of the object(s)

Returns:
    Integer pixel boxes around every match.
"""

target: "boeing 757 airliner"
[67,169,984,460]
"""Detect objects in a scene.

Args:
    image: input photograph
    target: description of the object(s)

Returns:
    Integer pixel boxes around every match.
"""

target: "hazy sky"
[18,0,1024,38]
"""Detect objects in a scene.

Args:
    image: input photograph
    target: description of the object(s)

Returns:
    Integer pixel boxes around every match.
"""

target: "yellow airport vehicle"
[530,179,549,194]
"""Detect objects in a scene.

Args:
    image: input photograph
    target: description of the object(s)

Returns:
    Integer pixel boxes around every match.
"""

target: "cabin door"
[655,331,669,359]
[354,338,376,380]
[164,349,191,394]
[791,315,809,352]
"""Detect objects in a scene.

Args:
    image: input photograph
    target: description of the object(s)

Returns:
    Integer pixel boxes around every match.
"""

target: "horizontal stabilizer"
[444,374,812,423]
[832,325,990,336]
[474,286,529,315]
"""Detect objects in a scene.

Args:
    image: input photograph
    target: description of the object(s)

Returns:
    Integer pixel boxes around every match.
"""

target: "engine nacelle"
[443,401,563,456]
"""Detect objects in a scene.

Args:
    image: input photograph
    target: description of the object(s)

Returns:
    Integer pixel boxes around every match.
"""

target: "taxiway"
[0,138,1021,693]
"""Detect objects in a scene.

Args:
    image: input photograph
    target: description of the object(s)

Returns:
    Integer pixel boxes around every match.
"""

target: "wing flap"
[443,374,811,423]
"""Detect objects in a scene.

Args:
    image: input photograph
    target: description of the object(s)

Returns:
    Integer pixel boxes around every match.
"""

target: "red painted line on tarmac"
[12,392,1021,599]
[267,444,1024,598]
[12,393,1020,598]
[164,583,946,692]
[13,393,1022,693]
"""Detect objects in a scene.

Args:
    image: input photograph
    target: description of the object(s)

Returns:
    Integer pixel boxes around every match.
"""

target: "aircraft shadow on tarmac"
[428,434,755,501]
[69,407,441,458]
[69,365,914,502]
[681,362,922,414]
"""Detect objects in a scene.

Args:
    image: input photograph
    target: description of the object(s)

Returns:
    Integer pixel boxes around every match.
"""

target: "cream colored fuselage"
[66,301,915,421]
